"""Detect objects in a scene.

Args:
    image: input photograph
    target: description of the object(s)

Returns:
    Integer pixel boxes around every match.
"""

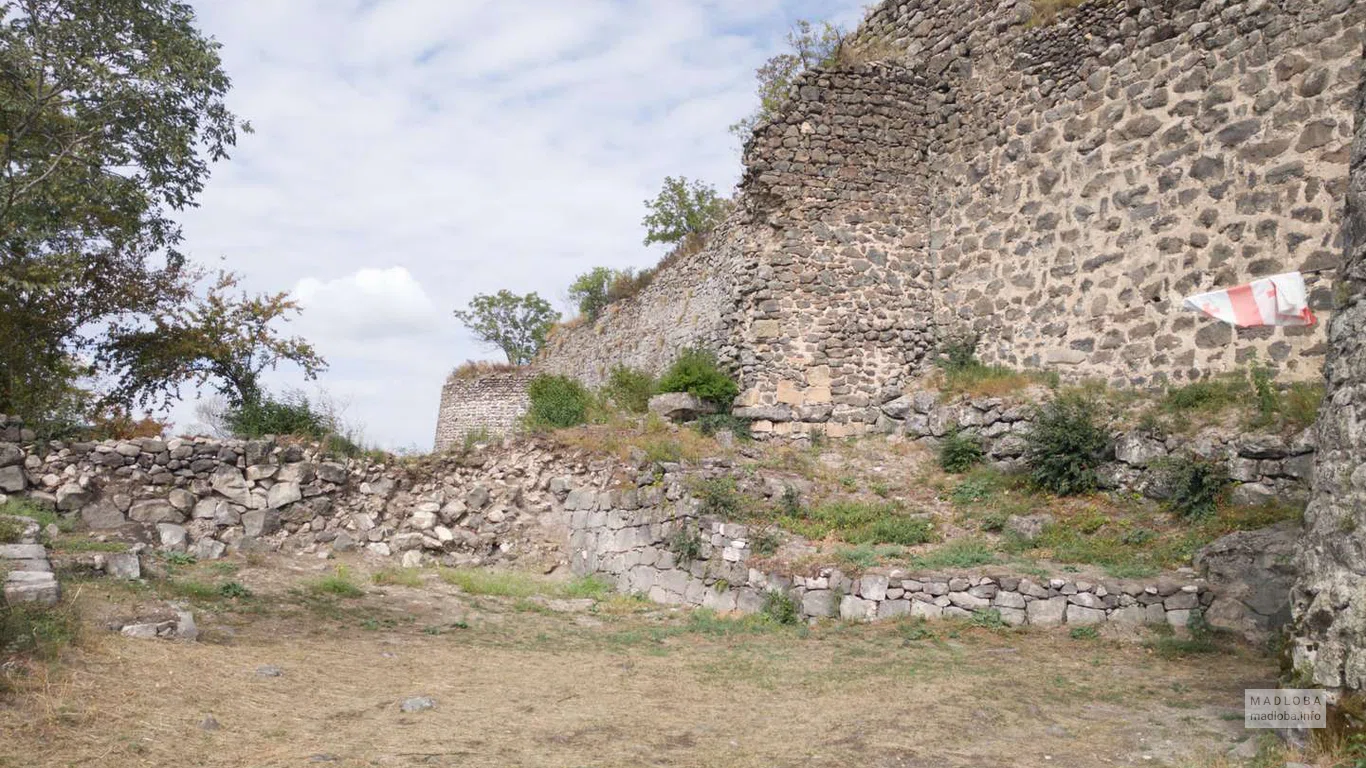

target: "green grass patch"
[0,516,26,544]
[559,575,614,599]
[0,498,73,534]
[372,568,424,588]
[439,568,545,598]
[307,566,366,598]
[908,538,997,570]
[47,537,129,553]
[778,500,933,546]
[0,602,79,662]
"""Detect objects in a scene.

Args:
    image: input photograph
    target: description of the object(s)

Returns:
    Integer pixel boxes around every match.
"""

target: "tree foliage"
[641,176,730,247]
[0,0,246,421]
[568,267,623,321]
[729,20,845,141]
[453,290,559,365]
[99,272,326,409]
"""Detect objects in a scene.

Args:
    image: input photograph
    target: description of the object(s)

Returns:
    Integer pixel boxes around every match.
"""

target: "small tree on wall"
[641,177,731,247]
[453,290,560,365]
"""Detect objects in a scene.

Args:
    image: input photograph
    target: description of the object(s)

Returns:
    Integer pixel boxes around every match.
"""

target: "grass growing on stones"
[0,498,73,534]
[777,500,933,547]
[0,516,25,543]
[439,567,547,598]
[906,538,998,570]
[46,536,129,553]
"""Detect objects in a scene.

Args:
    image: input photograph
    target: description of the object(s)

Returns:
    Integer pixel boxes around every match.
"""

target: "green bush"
[1158,456,1230,520]
[761,590,801,625]
[694,414,753,440]
[1024,392,1110,496]
[656,348,739,407]
[938,429,984,473]
[692,477,744,517]
[937,330,981,372]
[667,524,703,563]
[525,374,592,429]
[601,366,655,414]
[226,390,333,439]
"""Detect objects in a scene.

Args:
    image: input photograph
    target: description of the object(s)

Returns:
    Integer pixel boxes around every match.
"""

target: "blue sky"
[173,0,871,449]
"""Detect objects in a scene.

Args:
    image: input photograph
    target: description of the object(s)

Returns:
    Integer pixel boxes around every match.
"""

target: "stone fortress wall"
[1292,37,1365,693]
[432,370,536,453]
[524,0,1361,440]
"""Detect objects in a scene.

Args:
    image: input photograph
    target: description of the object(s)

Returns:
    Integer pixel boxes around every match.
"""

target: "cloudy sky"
[171,0,870,450]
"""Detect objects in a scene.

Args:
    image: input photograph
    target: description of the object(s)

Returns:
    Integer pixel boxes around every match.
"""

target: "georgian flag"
[1182,272,1316,328]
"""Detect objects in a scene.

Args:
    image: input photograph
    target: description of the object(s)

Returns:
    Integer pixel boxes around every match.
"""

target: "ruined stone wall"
[730,64,941,439]
[432,370,535,452]
[536,224,750,389]
[915,0,1362,385]
[1292,39,1366,693]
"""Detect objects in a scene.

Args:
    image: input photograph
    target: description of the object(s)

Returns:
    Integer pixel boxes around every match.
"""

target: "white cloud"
[294,267,440,342]
[173,0,868,448]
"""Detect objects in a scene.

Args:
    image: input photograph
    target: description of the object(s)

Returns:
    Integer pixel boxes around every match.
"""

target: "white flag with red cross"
[1181,272,1316,328]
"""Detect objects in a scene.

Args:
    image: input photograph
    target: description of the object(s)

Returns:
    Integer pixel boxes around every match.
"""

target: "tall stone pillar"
[1291,43,1366,691]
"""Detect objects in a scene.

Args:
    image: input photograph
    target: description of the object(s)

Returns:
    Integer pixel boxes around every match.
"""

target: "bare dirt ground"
[0,554,1279,768]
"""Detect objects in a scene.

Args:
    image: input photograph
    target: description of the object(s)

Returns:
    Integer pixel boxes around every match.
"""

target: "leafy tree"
[730,20,845,141]
[568,267,620,321]
[641,176,730,247]
[0,0,246,420]
[99,272,327,409]
[453,290,559,365]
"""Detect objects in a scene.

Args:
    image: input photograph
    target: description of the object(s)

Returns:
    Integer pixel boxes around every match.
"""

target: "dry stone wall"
[432,370,536,453]
[3,418,1291,637]
[887,388,1316,505]
[1292,41,1366,693]
[566,469,1216,629]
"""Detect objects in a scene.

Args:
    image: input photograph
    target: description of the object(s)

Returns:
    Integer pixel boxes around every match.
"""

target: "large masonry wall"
[907,0,1361,384]
[532,0,1359,440]
[1292,38,1366,693]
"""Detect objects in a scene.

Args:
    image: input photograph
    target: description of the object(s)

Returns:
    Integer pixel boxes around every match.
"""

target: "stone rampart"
[530,0,1361,437]
[1292,35,1365,692]
[432,369,536,452]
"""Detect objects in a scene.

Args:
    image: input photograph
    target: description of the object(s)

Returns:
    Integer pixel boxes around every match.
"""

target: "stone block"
[1027,596,1068,627]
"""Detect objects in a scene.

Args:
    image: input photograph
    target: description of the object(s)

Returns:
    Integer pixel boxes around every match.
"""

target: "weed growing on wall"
[938,429,984,473]
[601,366,656,414]
[1024,391,1111,496]
[760,590,801,625]
[656,348,739,407]
[525,374,593,429]
[1157,455,1231,520]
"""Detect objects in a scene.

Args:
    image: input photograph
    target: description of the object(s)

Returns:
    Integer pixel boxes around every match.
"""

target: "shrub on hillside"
[1024,392,1110,496]
[226,390,333,439]
[601,366,655,414]
[656,348,739,407]
[1157,455,1230,520]
[525,374,592,430]
[938,429,984,473]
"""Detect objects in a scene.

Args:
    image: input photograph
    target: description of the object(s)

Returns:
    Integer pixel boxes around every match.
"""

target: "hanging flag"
[1181,271,1316,327]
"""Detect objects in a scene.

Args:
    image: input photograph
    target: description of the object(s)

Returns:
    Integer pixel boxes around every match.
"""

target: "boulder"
[82,500,126,530]
[1005,513,1054,542]
[648,393,719,422]
[55,482,91,512]
[1195,522,1299,640]
[210,466,252,505]
[266,482,302,509]
[129,500,183,524]
[0,465,25,493]
[156,523,188,552]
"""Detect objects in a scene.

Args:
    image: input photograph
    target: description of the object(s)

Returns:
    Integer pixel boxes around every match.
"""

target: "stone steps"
[1,517,60,606]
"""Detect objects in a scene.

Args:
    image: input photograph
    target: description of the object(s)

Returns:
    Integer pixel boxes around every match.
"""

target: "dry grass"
[1026,0,1088,27]
[449,360,525,380]
[551,414,727,465]
[0,557,1283,768]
